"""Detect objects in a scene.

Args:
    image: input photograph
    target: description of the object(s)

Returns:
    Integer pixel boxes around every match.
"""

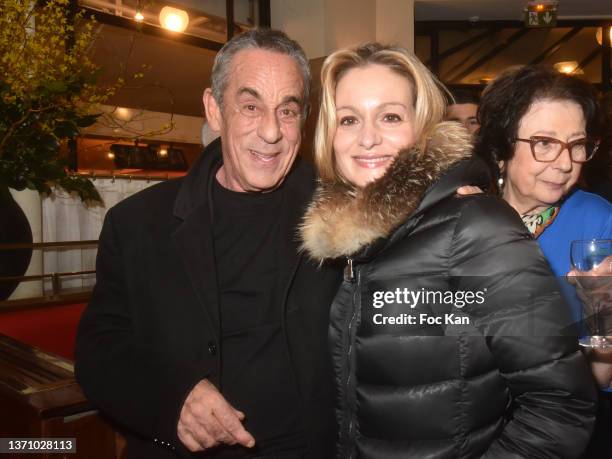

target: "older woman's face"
[333,64,417,188]
[503,99,584,214]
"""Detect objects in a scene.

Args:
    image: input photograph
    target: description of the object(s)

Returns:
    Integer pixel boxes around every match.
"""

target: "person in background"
[583,91,612,201]
[474,65,612,458]
[445,87,481,134]
[300,43,596,459]
[475,66,612,361]
[76,29,342,459]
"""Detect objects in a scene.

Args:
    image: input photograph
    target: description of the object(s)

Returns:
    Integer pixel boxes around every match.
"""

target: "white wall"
[272,0,415,59]
[324,0,377,53]
[376,0,414,51]
[271,0,326,58]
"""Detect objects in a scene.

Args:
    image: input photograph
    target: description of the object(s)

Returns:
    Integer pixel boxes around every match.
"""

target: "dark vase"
[0,187,33,301]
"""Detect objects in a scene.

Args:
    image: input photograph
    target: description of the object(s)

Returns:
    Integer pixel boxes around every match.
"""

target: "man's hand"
[177,379,255,452]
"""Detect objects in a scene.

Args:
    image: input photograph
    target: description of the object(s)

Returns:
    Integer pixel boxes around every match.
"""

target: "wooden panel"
[0,336,75,395]
[0,334,124,459]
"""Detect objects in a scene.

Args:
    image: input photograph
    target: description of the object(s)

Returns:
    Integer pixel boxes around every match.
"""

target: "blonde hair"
[314,42,448,183]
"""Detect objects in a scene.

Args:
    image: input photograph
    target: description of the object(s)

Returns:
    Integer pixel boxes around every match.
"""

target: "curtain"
[42,178,162,292]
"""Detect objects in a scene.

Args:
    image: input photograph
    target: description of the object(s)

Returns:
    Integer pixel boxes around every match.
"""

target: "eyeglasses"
[515,136,599,163]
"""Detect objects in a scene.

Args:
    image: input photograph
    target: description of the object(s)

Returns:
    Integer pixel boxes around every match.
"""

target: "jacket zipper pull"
[344,258,355,282]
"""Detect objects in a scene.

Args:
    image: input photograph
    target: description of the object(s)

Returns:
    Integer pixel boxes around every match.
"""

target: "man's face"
[446,103,480,134]
[204,49,305,192]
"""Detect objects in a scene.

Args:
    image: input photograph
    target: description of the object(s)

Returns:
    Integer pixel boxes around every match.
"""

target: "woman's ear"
[498,160,505,174]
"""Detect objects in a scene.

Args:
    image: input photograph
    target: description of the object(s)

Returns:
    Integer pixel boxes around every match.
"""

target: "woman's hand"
[585,347,612,389]
[456,186,482,196]
[568,255,612,388]
[567,256,612,338]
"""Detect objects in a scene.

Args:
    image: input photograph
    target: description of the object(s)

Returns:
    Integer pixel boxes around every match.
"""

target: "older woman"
[300,43,596,458]
[475,66,611,283]
[474,66,612,385]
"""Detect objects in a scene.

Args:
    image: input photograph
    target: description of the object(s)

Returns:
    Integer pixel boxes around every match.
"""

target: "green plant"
[0,0,121,201]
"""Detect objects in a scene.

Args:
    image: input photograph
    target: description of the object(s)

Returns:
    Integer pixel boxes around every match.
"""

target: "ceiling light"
[159,6,189,33]
[115,107,132,121]
[596,27,612,47]
[525,0,558,12]
[553,61,583,75]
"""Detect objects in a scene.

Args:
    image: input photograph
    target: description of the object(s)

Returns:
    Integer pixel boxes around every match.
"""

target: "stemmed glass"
[570,239,612,349]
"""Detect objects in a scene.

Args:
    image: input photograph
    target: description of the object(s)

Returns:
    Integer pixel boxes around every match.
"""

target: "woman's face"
[333,64,417,188]
[503,99,584,215]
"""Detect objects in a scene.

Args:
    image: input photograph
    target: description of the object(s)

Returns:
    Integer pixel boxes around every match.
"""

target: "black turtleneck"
[211,177,305,458]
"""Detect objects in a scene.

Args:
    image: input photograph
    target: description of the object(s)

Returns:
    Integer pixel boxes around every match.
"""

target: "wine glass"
[570,239,612,349]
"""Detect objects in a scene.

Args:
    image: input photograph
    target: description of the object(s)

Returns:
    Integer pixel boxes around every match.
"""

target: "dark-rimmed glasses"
[515,136,599,163]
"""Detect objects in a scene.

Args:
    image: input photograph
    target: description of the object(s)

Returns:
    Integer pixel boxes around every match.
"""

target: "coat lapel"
[171,139,222,340]
[172,205,220,340]
[277,177,308,303]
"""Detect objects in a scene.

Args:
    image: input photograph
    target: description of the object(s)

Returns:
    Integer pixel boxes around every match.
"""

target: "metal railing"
[0,240,99,298]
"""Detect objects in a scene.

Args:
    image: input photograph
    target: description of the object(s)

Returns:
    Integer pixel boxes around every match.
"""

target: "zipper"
[343,257,359,458]
[344,257,355,282]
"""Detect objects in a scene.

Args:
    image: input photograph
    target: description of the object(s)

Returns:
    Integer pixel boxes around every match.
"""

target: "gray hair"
[210,29,311,119]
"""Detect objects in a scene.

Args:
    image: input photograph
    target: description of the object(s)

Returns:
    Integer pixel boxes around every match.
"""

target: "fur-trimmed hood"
[300,122,476,261]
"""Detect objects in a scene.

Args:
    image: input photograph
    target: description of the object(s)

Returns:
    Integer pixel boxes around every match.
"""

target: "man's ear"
[203,88,222,132]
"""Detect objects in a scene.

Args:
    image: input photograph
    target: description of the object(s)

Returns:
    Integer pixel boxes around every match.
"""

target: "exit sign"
[524,1,558,28]
[524,10,557,27]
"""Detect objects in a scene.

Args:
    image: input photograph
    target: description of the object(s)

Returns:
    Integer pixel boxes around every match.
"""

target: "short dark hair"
[474,65,602,189]
[210,28,311,119]
[448,87,480,106]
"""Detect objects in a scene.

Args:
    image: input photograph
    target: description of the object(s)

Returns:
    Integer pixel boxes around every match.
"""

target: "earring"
[497,161,505,191]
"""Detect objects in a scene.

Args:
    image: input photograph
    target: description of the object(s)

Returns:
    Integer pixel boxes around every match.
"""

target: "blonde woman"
[300,43,596,458]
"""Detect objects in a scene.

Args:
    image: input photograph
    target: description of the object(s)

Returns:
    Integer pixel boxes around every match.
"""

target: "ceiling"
[92,23,217,117]
[415,0,612,21]
[91,1,612,117]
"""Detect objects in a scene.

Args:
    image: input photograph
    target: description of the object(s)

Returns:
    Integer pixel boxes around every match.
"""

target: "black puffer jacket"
[301,123,597,459]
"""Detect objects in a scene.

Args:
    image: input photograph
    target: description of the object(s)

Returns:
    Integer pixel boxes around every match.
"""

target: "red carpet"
[0,303,85,360]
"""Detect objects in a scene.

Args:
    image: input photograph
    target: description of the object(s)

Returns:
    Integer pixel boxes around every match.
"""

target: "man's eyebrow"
[237,87,261,99]
[281,95,303,107]
[236,88,302,108]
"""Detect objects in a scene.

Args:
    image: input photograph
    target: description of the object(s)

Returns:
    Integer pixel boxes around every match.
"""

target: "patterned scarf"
[521,206,560,238]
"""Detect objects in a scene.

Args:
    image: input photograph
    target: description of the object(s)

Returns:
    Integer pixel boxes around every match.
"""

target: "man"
[75,29,341,458]
[445,87,481,134]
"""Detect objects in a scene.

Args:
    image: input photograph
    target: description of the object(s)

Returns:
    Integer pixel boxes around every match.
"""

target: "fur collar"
[300,122,473,261]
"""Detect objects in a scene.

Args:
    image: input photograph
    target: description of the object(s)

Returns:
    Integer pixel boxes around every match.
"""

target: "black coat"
[301,123,597,459]
[75,139,342,458]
